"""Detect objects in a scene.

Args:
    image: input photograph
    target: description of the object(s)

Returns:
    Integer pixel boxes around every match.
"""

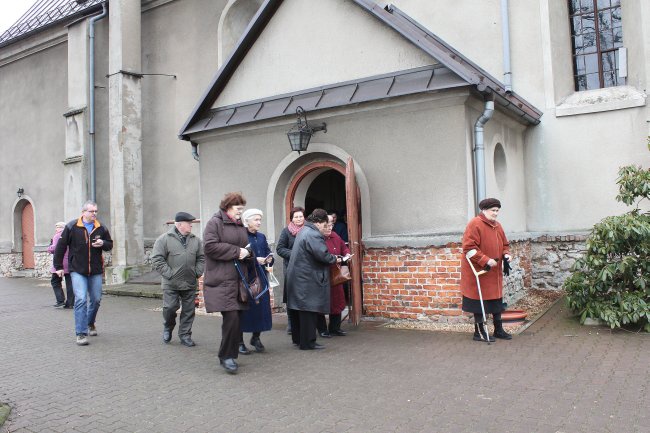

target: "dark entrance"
[304,169,346,218]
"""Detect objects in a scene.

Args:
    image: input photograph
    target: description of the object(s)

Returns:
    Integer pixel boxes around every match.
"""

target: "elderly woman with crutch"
[461,198,512,342]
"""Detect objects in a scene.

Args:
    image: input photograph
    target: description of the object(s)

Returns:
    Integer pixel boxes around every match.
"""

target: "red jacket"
[460,214,510,300]
[325,231,350,314]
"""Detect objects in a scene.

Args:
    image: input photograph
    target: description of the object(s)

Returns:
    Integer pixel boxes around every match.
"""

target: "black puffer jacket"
[54,217,113,276]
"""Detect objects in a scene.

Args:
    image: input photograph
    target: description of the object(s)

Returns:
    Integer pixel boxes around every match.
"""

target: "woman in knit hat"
[237,208,274,354]
[460,198,513,342]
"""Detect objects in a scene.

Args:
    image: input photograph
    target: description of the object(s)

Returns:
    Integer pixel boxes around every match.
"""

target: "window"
[569,0,623,91]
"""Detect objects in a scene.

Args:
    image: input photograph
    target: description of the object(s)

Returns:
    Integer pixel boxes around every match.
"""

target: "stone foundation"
[531,235,588,290]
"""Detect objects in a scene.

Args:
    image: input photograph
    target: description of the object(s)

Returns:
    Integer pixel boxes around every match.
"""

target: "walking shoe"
[473,323,495,342]
[318,331,332,338]
[220,358,238,374]
[250,336,265,353]
[330,329,347,336]
[179,335,196,347]
[88,325,98,336]
[238,343,251,355]
[162,328,172,343]
[76,335,89,346]
[53,302,65,308]
[493,321,512,340]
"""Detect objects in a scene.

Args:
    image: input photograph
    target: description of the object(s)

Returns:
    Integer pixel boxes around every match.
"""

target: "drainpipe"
[89,2,108,201]
[474,98,495,211]
[191,141,199,161]
[501,0,512,92]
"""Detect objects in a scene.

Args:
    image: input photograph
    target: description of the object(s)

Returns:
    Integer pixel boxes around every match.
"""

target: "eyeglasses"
[325,224,334,228]
[85,210,98,213]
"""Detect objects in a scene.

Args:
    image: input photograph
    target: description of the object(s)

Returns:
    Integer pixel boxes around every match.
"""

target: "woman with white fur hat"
[238,208,274,354]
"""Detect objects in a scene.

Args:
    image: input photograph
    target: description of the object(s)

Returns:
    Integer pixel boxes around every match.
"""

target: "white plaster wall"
[198,91,472,244]
[140,0,227,242]
[0,42,68,251]
[214,0,435,107]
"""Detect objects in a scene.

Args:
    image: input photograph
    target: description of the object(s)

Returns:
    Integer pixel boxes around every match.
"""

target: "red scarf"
[288,222,304,236]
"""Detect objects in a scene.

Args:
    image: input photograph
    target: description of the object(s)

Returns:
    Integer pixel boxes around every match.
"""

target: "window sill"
[555,86,646,117]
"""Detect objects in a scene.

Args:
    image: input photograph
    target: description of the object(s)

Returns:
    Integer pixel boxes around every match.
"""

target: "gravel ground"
[383,289,565,334]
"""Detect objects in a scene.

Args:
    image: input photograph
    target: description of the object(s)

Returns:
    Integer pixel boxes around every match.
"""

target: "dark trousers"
[162,289,196,337]
[289,309,318,349]
[474,312,502,324]
[317,313,342,333]
[219,310,242,360]
[240,331,261,344]
[51,273,74,306]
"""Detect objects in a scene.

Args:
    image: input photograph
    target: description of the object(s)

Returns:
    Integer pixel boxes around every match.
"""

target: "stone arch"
[218,0,265,67]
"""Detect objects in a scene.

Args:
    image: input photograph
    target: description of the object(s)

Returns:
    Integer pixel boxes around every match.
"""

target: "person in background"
[461,198,512,342]
[48,221,74,308]
[202,192,251,374]
[238,208,274,355]
[151,212,205,347]
[276,206,305,335]
[330,210,348,243]
[54,200,113,346]
[286,208,341,350]
[317,214,351,337]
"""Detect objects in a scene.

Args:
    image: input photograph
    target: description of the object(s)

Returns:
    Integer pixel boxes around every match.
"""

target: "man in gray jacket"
[151,212,205,347]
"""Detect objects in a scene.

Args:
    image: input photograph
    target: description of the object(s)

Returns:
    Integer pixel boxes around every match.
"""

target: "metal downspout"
[474,99,495,211]
[501,0,512,92]
[191,141,199,161]
[89,2,108,201]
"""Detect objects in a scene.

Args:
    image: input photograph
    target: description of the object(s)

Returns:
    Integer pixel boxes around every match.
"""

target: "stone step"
[103,283,162,299]
[10,270,37,278]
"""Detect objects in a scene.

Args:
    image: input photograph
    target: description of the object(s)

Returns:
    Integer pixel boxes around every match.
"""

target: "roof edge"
[178,0,284,140]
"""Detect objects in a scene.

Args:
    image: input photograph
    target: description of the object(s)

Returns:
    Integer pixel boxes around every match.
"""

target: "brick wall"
[362,245,466,323]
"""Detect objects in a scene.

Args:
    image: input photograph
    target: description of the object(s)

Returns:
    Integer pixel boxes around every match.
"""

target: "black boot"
[250,333,265,352]
[473,322,495,342]
[493,319,512,340]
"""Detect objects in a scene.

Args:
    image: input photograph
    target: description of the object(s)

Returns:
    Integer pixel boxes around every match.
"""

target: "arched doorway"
[285,159,363,325]
[18,201,35,269]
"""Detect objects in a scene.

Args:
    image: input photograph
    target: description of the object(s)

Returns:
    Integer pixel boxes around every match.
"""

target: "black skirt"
[462,296,506,314]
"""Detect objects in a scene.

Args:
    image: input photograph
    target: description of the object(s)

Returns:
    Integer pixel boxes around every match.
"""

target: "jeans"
[71,272,103,335]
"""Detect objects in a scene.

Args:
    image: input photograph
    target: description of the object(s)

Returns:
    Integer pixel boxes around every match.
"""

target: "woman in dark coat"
[238,208,274,355]
[203,192,251,374]
[461,198,512,342]
[286,208,340,350]
[317,215,351,336]
[276,206,305,333]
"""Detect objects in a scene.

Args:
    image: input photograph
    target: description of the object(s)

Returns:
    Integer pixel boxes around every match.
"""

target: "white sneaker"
[88,325,98,336]
[76,335,89,346]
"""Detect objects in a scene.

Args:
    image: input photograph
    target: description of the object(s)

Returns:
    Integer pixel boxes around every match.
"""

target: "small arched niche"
[493,142,507,191]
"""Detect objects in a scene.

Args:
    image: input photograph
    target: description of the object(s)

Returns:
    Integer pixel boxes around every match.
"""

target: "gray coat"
[150,227,205,291]
[202,210,250,313]
[286,222,338,314]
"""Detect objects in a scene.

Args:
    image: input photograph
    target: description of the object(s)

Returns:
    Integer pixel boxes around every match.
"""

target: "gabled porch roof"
[179,0,542,140]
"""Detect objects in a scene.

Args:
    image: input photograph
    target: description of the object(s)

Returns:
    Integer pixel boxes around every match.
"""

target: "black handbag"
[234,260,269,304]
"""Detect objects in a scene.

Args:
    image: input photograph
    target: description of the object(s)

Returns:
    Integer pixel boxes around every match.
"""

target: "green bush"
[564,164,650,331]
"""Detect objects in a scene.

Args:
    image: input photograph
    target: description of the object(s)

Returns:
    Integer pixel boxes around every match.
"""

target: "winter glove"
[503,255,511,276]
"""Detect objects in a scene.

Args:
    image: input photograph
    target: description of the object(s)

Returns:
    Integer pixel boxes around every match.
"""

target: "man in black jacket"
[54,200,113,346]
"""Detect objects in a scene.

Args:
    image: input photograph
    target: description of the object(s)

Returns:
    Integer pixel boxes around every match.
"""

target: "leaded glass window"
[569,0,623,91]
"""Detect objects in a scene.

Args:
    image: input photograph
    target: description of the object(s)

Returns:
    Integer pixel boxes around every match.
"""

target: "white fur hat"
[241,208,263,227]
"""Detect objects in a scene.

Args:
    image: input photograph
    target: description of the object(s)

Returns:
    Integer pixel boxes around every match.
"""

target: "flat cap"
[175,211,196,222]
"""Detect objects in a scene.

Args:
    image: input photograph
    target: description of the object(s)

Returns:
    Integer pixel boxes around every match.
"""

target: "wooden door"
[345,157,362,325]
[21,202,35,269]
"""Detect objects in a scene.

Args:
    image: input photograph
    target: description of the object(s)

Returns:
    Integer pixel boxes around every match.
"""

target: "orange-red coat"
[460,213,511,301]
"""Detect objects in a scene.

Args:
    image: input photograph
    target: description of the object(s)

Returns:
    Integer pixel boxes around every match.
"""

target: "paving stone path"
[0,277,648,432]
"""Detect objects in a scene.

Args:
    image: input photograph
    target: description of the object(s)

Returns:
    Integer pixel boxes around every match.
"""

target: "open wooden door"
[345,157,362,325]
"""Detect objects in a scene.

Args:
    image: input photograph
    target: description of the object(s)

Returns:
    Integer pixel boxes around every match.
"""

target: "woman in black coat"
[286,208,340,350]
[276,206,305,333]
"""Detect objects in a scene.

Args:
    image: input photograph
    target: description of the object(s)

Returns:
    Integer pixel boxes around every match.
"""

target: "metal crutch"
[465,249,490,344]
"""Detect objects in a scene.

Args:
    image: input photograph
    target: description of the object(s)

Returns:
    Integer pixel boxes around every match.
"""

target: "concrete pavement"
[0,277,648,433]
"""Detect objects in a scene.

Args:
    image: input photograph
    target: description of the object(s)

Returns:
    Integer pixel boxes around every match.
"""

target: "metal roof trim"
[183,65,468,134]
